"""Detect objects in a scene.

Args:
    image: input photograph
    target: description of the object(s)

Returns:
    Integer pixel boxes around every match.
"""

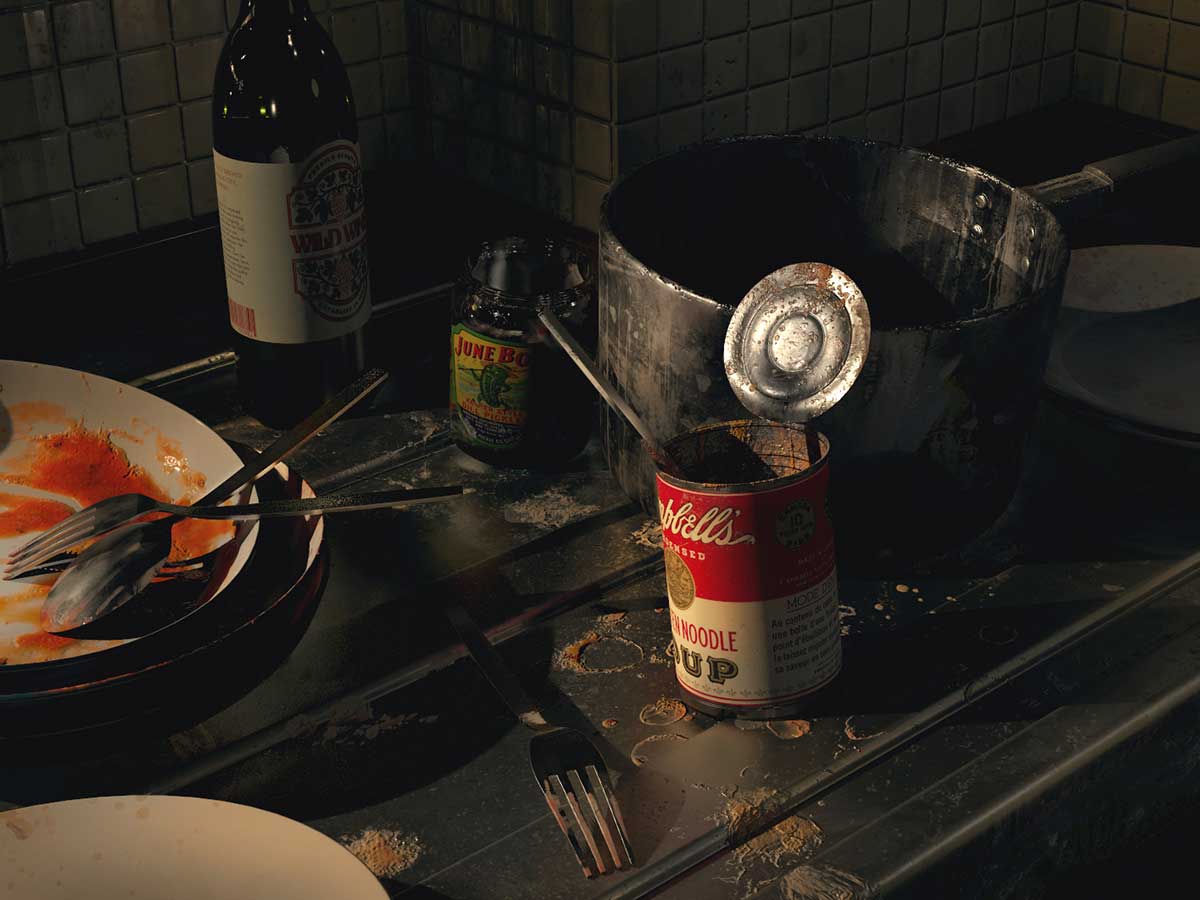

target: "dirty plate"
[0,795,387,899]
[0,361,259,665]
[1044,245,1200,443]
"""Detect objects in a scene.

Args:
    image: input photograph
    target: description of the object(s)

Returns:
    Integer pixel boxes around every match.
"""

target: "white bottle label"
[213,140,371,344]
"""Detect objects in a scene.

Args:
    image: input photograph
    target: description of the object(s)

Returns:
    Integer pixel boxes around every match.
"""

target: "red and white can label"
[657,463,841,708]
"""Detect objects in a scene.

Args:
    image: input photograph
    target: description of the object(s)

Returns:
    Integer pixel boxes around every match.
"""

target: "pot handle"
[1022,132,1200,220]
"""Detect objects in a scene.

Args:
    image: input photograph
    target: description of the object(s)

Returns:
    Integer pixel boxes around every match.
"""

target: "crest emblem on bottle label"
[214,140,372,344]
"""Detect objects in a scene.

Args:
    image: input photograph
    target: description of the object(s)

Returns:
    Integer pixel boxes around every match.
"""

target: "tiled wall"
[413,0,612,232]
[1074,0,1200,128]
[415,0,1084,235]
[612,0,1081,177]
[0,0,416,266]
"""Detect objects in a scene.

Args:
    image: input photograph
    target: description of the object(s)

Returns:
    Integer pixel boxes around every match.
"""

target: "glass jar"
[449,237,597,468]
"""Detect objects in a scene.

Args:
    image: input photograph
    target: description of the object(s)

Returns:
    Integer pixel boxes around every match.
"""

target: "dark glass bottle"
[212,0,370,429]
[450,238,596,469]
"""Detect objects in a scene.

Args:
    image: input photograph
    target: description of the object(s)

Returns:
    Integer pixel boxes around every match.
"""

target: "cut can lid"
[724,262,871,423]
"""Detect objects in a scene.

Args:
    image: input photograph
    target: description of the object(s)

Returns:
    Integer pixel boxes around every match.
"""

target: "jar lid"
[723,262,871,422]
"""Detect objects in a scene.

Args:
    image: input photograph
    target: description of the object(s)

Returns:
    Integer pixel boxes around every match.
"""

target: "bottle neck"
[240,0,313,20]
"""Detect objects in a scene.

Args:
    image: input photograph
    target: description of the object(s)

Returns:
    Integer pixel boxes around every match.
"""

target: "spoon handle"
[173,486,467,520]
[199,368,389,506]
[536,310,684,477]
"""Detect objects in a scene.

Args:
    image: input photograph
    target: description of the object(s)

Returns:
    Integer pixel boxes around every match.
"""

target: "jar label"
[213,140,371,344]
[657,462,841,707]
[450,324,531,449]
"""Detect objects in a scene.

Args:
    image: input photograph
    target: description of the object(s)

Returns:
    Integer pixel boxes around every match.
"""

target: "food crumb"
[731,815,823,868]
[599,611,627,626]
[843,716,883,742]
[766,719,811,740]
[553,631,643,674]
[895,584,910,593]
[505,486,600,530]
[1102,584,1125,593]
[946,595,958,602]
[872,602,884,611]
[602,718,619,729]
[341,828,422,879]
[629,521,663,549]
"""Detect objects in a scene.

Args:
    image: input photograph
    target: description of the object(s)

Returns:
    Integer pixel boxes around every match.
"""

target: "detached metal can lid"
[724,262,871,423]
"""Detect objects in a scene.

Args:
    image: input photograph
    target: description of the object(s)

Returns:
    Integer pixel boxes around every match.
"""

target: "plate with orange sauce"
[0,361,260,667]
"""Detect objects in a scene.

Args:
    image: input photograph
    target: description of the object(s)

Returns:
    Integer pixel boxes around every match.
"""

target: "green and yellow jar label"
[450,324,531,449]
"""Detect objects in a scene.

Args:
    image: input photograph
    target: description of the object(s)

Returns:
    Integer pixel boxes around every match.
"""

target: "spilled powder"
[732,816,823,868]
[505,485,600,530]
[553,630,643,674]
[843,716,883,742]
[629,521,663,549]
[341,829,422,879]
[630,732,688,767]
[639,697,687,726]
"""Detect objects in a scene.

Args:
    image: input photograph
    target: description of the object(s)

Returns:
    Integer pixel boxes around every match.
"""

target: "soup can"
[656,419,839,719]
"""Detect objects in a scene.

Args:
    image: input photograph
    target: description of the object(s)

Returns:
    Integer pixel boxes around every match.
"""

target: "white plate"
[0,361,259,664]
[0,796,387,900]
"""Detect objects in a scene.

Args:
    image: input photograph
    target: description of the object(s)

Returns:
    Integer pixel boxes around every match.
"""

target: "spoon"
[41,367,389,634]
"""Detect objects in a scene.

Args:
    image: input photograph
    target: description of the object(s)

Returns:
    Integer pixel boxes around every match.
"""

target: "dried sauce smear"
[0,424,232,664]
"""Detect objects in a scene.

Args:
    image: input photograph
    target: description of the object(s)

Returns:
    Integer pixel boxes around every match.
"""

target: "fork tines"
[542,765,634,878]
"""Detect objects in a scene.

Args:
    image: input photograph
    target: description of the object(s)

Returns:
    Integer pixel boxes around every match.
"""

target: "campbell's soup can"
[656,420,840,719]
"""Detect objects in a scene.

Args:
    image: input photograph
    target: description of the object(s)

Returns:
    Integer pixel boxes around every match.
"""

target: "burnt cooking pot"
[599,134,1200,569]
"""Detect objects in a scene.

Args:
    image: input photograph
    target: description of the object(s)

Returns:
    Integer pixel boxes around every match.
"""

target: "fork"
[443,600,634,878]
[4,367,388,576]
[4,485,466,579]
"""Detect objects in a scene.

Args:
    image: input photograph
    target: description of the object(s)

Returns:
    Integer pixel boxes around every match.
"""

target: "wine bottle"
[212,0,371,428]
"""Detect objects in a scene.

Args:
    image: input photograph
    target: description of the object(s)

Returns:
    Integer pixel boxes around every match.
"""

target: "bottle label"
[213,140,371,344]
[451,324,531,449]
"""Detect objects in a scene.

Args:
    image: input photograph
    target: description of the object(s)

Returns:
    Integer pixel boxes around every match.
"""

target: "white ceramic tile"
[1011,10,1045,65]
[946,0,981,32]
[52,0,115,63]
[702,91,746,139]
[617,116,658,173]
[659,0,702,48]
[974,71,1008,125]
[1073,51,1119,104]
[704,32,747,98]
[1007,60,1040,115]
[70,121,129,185]
[536,102,572,161]
[383,55,412,110]
[939,81,973,135]
[831,1,869,62]
[909,0,946,42]
[868,49,904,107]
[658,103,701,152]
[575,53,611,117]
[2,192,81,261]
[978,20,1012,75]
[332,4,380,63]
[1044,2,1075,55]
[658,43,702,108]
[1167,21,1200,78]
[113,0,171,51]
[536,161,573,219]
[0,133,72,204]
[791,12,830,73]
[171,0,225,39]
[1162,74,1200,129]
[358,115,386,171]
[1039,51,1071,104]
[747,79,788,133]
[705,0,747,37]
[181,99,212,159]
[78,178,136,243]
[788,67,828,129]
[617,54,657,121]
[573,171,608,232]
[534,41,570,101]
[750,0,791,26]
[61,58,121,125]
[1124,12,1168,68]
[533,0,571,42]
[573,0,611,57]
[865,101,902,142]
[120,46,178,112]
[1077,1,1124,58]
[906,38,941,95]
[128,107,184,172]
[828,112,865,137]
[348,60,382,116]
[461,18,494,74]
[749,22,789,86]
[0,8,52,76]
[1117,62,1164,118]
[175,36,223,101]
[615,0,655,58]
[380,0,408,54]
[134,164,189,228]
[902,91,937,144]
[0,71,63,140]
[870,0,907,53]
[942,29,977,86]
[187,157,217,215]
[981,0,1014,25]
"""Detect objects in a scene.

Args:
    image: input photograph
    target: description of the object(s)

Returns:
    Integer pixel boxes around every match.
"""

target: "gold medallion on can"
[664,549,696,610]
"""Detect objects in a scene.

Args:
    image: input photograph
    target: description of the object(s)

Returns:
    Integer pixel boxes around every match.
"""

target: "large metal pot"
[598,135,1199,569]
